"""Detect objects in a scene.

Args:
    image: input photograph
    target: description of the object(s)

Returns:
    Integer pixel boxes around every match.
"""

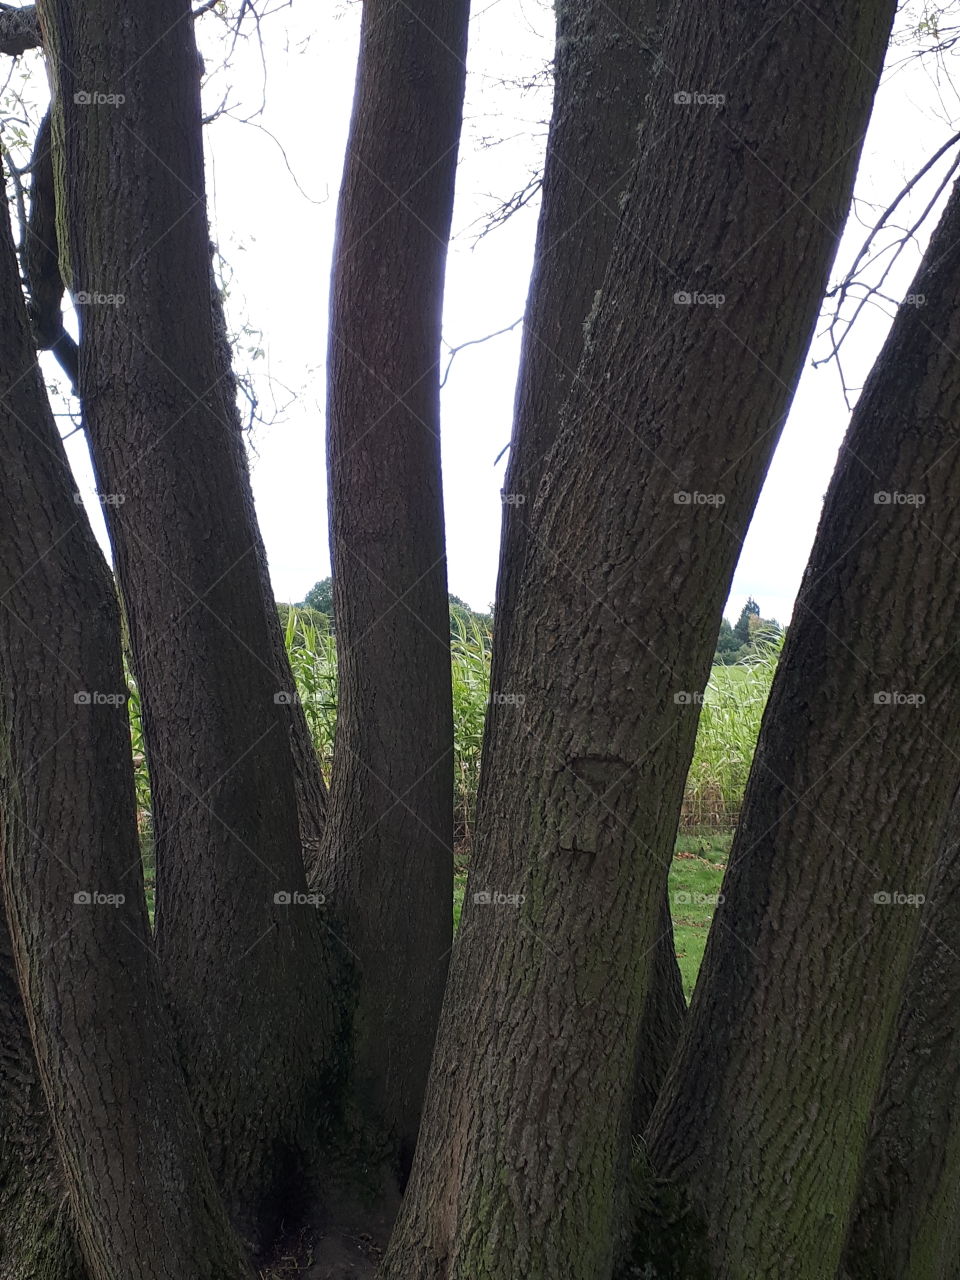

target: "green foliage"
[298,578,493,643]
[299,576,334,619]
[733,595,760,645]
[714,597,783,664]
[450,612,492,841]
[684,633,783,828]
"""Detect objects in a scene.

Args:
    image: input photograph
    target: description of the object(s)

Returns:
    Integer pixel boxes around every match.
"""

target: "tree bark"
[0,911,84,1280]
[0,163,252,1280]
[490,0,684,1135]
[644,175,960,1279]
[382,0,895,1273]
[0,6,39,56]
[839,788,960,1279]
[321,0,468,1176]
[36,0,339,1249]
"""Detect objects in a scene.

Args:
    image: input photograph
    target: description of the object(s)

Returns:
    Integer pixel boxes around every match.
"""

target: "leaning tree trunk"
[321,0,469,1177]
[489,0,684,1133]
[642,176,960,1279]
[839,787,960,1279]
[35,0,339,1250]
[0,165,252,1280]
[381,0,895,1273]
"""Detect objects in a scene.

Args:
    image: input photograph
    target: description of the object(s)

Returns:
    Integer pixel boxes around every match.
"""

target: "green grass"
[670,832,730,999]
[681,638,782,829]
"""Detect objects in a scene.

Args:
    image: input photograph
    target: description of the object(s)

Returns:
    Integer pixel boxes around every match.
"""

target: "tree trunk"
[0,911,84,1280]
[36,0,339,1249]
[643,175,960,1279]
[321,0,468,1177]
[208,251,330,875]
[382,0,895,1273]
[490,0,684,1134]
[0,164,253,1280]
[839,787,960,1279]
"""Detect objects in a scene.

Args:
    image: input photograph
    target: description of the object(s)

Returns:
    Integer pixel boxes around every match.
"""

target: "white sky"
[26,0,960,624]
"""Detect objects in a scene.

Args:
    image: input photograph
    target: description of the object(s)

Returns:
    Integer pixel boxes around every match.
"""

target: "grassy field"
[670,831,730,998]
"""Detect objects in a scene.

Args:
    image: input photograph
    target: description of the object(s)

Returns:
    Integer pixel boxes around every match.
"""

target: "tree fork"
[0,162,253,1280]
[382,0,895,1271]
[36,0,340,1249]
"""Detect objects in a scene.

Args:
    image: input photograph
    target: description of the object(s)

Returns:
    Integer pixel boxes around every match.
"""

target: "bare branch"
[814,130,960,403]
[440,315,523,388]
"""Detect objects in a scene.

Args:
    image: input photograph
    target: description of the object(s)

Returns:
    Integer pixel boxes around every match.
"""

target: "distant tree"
[714,617,740,663]
[300,576,334,619]
[734,596,761,645]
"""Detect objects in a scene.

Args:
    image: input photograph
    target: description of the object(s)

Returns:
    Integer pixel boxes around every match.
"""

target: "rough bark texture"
[644,177,960,1279]
[381,0,895,1274]
[0,169,253,1280]
[36,0,339,1249]
[22,108,79,390]
[0,913,84,1280]
[492,0,684,1136]
[839,788,960,1279]
[0,5,39,56]
[322,0,468,1176]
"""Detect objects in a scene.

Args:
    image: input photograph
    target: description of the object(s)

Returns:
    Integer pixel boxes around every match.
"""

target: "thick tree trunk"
[36,0,339,1248]
[321,0,468,1176]
[839,788,960,1279]
[0,912,84,1280]
[490,0,684,1134]
[382,0,895,1274]
[0,169,252,1280]
[644,177,960,1278]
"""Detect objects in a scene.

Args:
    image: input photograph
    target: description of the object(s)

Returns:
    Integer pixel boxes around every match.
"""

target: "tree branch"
[0,5,40,57]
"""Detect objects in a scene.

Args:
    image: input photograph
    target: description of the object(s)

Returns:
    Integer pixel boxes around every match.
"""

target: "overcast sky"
[41,0,960,622]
